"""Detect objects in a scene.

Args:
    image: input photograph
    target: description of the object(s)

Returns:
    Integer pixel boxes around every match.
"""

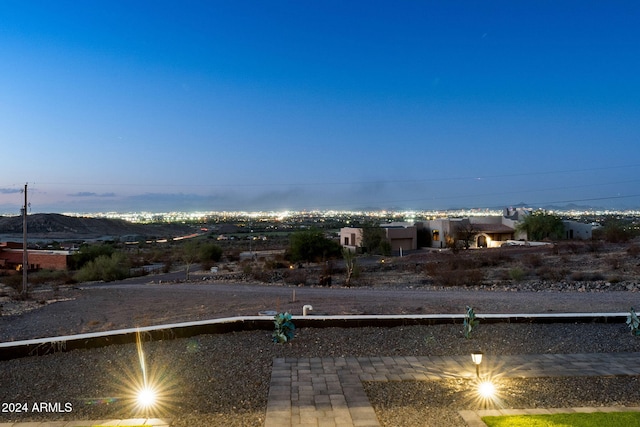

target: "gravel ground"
[364,376,640,427]
[2,322,640,426]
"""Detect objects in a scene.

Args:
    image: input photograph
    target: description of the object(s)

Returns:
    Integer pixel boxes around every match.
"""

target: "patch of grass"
[483,411,640,427]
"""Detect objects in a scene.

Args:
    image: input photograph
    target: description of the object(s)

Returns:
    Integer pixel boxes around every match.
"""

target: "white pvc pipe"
[303,305,313,316]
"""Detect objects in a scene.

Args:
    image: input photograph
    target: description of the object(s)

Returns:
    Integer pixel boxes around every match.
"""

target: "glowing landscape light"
[106,330,177,418]
[134,329,157,412]
[478,380,496,399]
[137,385,157,408]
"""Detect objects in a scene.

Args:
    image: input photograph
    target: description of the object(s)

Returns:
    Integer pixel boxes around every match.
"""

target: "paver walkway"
[264,352,640,427]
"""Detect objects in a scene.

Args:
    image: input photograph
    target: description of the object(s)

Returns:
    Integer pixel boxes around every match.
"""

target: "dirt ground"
[1,242,640,342]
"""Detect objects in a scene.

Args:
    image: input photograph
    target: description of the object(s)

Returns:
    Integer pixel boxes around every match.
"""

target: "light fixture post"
[471,351,483,378]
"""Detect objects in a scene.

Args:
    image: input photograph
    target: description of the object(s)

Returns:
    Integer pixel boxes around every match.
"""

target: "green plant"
[74,252,130,282]
[515,210,565,241]
[508,267,526,281]
[273,312,295,343]
[463,305,479,339]
[424,334,436,346]
[627,308,640,336]
[287,229,342,263]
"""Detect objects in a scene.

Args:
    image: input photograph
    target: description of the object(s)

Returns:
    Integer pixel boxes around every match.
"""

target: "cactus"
[627,308,640,336]
[463,306,479,339]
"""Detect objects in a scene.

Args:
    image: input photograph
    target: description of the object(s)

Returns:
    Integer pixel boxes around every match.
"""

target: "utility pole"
[21,183,28,299]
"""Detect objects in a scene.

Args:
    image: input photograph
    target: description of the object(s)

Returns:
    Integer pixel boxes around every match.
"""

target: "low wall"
[0,313,630,360]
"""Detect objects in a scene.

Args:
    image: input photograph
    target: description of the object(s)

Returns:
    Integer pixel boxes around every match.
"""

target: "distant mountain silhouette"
[0,213,193,239]
[504,202,606,211]
[541,203,606,211]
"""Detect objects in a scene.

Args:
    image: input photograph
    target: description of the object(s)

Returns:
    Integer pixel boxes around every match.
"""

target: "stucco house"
[562,220,593,240]
[423,216,521,249]
[422,208,592,249]
[340,222,418,254]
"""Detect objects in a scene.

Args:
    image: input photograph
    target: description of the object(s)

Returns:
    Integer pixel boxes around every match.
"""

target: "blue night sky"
[1,1,639,213]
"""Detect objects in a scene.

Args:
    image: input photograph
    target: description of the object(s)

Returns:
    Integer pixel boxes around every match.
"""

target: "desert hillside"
[0,213,194,239]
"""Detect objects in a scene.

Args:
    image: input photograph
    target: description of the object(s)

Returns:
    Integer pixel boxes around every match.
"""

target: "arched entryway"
[477,235,487,248]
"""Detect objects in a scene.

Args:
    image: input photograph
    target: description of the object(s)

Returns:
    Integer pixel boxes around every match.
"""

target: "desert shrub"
[400,262,420,273]
[596,219,637,243]
[1,273,23,294]
[565,242,582,254]
[424,261,442,277]
[199,242,223,263]
[283,268,307,286]
[570,271,587,281]
[508,267,527,282]
[148,248,170,263]
[74,252,130,282]
[605,256,622,270]
[199,259,215,271]
[287,229,342,263]
[239,262,281,282]
[476,251,509,267]
[449,257,479,270]
[525,253,543,268]
[241,262,253,277]
[68,243,116,270]
[251,267,275,282]
[429,267,484,287]
[423,257,484,286]
[226,250,241,262]
[570,271,605,282]
[360,224,392,255]
[628,244,640,258]
[28,269,75,286]
[196,242,223,271]
[264,258,290,270]
[490,249,512,264]
[516,211,565,241]
[588,240,604,253]
[536,266,567,282]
